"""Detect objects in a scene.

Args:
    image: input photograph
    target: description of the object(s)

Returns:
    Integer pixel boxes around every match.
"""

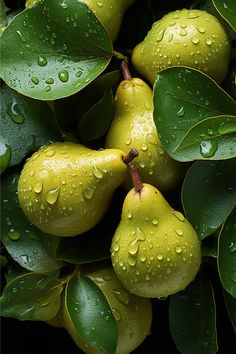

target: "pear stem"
[130,164,143,193]
[122,148,139,164]
[121,61,132,81]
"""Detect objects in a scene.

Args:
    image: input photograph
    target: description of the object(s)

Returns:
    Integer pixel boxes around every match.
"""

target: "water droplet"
[46,187,60,205]
[218,122,236,135]
[136,227,146,241]
[127,211,133,219]
[8,229,21,241]
[180,29,187,36]
[16,30,27,43]
[37,56,47,66]
[139,161,145,168]
[229,242,236,253]
[96,1,102,7]
[188,12,199,19]
[140,255,146,262]
[83,187,94,200]
[172,210,185,221]
[157,147,165,155]
[175,246,182,254]
[197,26,205,34]
[191,37,199,45]
[44,85,51,92]
[156,28,165,42]
[128,240,139,256]
[126,138,132,145]
[141,143,148,151]
[45,149,55,157]
[7,103,25,124]
[45,78,54,85]
[205,38,212,46]
[31,77,39,85]
[174,229,183,236]
[157,253,163,260]
[177,106,185,117]
[200,140,218,158]
[145,274,150,280]
[112,288,130,305]
[113,243,120,252]
[5,217,12,226]
[33,180,43,194]
[21,254,29,264]
[60,1,68,9]
[12,287,18,294]
[92,166,103,179]
[128,257,137,266]
[152,218,158,225]
[58,70,69,82]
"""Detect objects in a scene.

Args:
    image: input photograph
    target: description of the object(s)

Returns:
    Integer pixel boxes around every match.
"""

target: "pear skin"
[18,142,131,237]
[111,183,201,298]
[105,76,183,191]
[132,9,230,84]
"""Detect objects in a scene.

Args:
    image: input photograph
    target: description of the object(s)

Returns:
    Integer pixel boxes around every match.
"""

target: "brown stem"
[121,61,132,81]
[130,164,143,193]
[122,148,139,164]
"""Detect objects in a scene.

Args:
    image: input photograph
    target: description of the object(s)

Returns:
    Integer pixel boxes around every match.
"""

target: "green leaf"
[153,67,236,161]
[78,86,114,141]
[202,232,219,258]
[1,168,62,273]
[218,209,236,298]
[169,272,218,354]
[65,275,118,354]
[0,82,61,167]
[0,0,113,100]
[0,272,64,321]
[213,0,236,32]
[182,159,236,239]
[223,290,236,331]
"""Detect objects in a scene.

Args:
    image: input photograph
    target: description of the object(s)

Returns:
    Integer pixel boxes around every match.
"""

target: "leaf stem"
[122,148,139,164]
[130,164,143,193]
[120,61,132,81]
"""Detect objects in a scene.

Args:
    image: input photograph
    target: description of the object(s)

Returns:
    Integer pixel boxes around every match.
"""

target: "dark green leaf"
[65,275,118,354]
[169,272,218,354]
[0,272,64,321]
[213,0,236,32]
[54,70,120,132]
[223,290,236,331]
[78,86,114,141]
[0,0,113,100]
[182,159,236,239]
[218,209,236,298]
[0,82,61,166]
[153,67,236,161]
[1,168,62,273]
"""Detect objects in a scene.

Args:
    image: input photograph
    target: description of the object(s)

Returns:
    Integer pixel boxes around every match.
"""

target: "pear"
[111,165,201,298]
[131,8,230,84]
[63,262,152,354]
[26,0,135,42]
[105,62,183,192]
[17,142,138,237]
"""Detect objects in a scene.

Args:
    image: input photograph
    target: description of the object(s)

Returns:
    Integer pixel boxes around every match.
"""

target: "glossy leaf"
[223,290,236,331]
[78,86,114,141]
[0,0,113,100]
[218,209,236,298]
[0,82,61,166]
[153,67,236,161]
[182,159,236,239]
[0,272,64,321]
[213,0,236,32]
[169,272,218,354]
[65,275,118,354]
[1,169,62,273]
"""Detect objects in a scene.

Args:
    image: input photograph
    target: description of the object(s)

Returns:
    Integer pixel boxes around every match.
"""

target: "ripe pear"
[63,262,152,354]
[132,8,230,84]
[18,142,137,237]
[105,63,183,192]
[26,0,135,42]
[111,166,201,298]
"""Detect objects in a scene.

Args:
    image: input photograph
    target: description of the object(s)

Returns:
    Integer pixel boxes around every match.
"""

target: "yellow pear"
[18,142,137,237]
[111,165,201,298]
[105,62,183,192]
[63,262,152,354]
[132,8,230,84]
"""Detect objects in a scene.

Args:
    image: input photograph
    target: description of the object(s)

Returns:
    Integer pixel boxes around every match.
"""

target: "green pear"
[132,8,230,84]
[111,166,201,298]
[18,142,137,237]
[26,0,135,42]
[63,262,152,354]
[105,63,183,192]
